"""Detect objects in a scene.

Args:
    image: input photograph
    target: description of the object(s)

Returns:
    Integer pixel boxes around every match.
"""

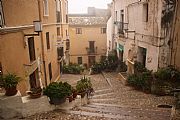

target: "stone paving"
[25,72,175,120]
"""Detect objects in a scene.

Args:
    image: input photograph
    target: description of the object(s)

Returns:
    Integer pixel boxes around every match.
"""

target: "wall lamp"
[24,21,42,36]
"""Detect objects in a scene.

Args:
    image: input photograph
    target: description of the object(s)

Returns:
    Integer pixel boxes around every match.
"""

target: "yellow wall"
[0,0,69,95]
[69,25,107,67]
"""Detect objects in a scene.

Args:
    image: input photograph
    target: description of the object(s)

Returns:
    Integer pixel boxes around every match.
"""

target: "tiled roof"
[69,16,107,26]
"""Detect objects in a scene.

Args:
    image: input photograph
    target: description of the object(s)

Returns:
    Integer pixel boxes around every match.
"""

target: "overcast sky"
[68,0,112,14]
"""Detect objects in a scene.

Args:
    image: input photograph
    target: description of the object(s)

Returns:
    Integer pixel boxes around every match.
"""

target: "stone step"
[66,110,135,120]
[70,103,171,120]
[92,92,115,99]
[94,88,113,95]
[86,103,171,116]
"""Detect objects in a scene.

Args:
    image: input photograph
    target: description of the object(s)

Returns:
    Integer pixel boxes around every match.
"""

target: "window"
[77,57,82,64]
[29,69,39,88]
[143,3,149,22]
[89,41,95,53]
[76,28,82,34]
[0,62,2,75]
[0,1,4,28]
[28,37,36,62]
[101,28,106,34]
[66,39,70,50]
[66,29,68,36]
[57,27,60,36]
[56,0,61,22]
[46,32,50,49]
[115,11,117,22]
[57,47,64,58]
[43,0,49,16]
[48,63,52,81]
[66,14,68,23]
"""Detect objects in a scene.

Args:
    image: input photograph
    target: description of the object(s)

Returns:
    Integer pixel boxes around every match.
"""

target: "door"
[88,56,96,67]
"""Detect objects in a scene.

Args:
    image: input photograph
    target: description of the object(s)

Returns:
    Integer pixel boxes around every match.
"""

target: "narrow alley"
[26,72,174,120]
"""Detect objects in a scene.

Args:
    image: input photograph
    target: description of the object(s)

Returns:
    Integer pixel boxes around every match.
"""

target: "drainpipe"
[37,0,47,87]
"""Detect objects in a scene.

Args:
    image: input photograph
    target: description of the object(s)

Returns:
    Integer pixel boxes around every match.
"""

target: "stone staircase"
[67,88,172,120]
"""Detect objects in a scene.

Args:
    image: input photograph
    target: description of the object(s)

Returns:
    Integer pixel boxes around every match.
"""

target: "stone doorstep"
[118,72,127,84]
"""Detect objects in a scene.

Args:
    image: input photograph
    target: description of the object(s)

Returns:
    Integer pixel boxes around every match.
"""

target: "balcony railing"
[114,21,128,34]
[86,47,97,54]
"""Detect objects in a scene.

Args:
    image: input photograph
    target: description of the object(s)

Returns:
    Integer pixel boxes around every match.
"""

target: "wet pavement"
[25,72,175,120]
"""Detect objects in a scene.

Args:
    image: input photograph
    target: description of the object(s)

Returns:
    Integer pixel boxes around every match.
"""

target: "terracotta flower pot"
[73,92,78,99]
[30,92,42,99]
[5,86,17,96]
[49,97,66,105]
[68,95,73,102]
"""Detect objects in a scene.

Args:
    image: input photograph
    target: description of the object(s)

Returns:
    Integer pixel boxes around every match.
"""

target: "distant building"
[69,8,109,67]
[107,0,175,72]
[0,0,69,95]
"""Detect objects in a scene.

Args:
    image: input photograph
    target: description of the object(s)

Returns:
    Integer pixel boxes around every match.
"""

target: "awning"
[117,44,124,51]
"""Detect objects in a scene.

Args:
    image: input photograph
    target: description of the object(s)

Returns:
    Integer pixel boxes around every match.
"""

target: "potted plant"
[63,82,73,102]
[43,82,70,105]
[27,87,42,98]
[1,73,20,96]
[76,76,93,98]
[72,87,78,99]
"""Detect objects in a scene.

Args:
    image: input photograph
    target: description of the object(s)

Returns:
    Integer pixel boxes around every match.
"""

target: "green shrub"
[76,76,92,93]
[154,66,180,81]
[127,71,152,91]
[134,61,148,74]
[63,63,84,74]
[1,73,21,88]
[43,82,72,99]
[117,61,127,72]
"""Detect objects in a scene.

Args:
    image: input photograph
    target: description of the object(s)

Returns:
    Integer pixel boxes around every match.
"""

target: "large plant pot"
[78,91,86,98]
[30,92,42,99]
[5,87,17,96]
[68,95,73,102]
[49,97,66,105]
[73,92,78,99]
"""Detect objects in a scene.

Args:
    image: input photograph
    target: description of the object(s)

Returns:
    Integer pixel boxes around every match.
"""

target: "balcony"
[86,47,97,55]
[114,21,128,35]
[24,59,39,76]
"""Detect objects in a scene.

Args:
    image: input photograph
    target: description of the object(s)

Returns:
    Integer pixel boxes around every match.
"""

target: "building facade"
[0,0,69,96]
[170,0,180,70]
[69,8,109,67]
[108,0,175,72]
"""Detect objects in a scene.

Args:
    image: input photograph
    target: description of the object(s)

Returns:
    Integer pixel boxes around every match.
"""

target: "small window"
[101,28,106,34]
[46,32,50,49]
[77,57,82,64]
[76,28,82,34]
[66,14,68,23]
[48,63,52,81]
[143,3,148,22]
[66,29,68,36]
[43,0,49,16]
[57,27,60,36]
[28,37,36,62]
[0,62,2,75]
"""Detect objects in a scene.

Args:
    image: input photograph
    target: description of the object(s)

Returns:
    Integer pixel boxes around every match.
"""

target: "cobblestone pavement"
[25,72,175,120]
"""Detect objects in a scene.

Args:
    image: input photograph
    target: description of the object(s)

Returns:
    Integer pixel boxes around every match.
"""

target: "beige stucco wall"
[0,0,69,95]
[170,1,180,70]
[69,25,107,67]
[112,0,164,71]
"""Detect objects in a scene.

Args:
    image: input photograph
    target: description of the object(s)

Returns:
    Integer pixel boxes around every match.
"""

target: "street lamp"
[24,20,42,36]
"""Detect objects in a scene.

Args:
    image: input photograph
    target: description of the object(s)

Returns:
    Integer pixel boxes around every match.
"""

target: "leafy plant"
[76,76,92,93]
[29,87,42,94]
[43,82,72,99]
[1,73,20,88]
[134,61,148,74]
[63,63,84,74]
[127,71,152,91]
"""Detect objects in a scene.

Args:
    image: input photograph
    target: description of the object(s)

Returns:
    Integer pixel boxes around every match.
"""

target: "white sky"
[68,0,112,14]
